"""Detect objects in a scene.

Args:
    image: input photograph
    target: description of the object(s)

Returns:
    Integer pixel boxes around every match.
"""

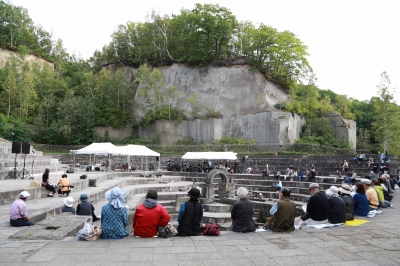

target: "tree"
[134,64,178,123]
[371,72,399,154]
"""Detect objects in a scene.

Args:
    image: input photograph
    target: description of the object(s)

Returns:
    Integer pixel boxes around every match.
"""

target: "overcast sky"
[11,0,400,103]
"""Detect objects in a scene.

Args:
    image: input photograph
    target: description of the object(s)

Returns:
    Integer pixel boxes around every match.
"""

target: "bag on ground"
[166,224,178,236]
[30,180,40,187]
[157,226,171,238]
[201,223,220,236]
[86,225,102,241]
[76,217,93,241]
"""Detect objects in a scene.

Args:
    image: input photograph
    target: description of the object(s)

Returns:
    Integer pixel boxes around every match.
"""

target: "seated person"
[325,186,346,224]
[101,187,129,239]
[268,187,296,232]
[133,190,170,238]
[296,183,329,226]
[177,188,203,236]
[60,197,76,214]
[230,187,256,233]
[57,174,71,197]
[297,170,304,181]
[42,168,56,197]
[77,194,99,221]
[339,184,354,221]
[361,179,379,211]
[10,191,34,227]
[353,183,370,216]
[274,170,281,181]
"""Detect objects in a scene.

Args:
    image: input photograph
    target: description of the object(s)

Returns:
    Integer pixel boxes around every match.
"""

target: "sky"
[10,0,400,103]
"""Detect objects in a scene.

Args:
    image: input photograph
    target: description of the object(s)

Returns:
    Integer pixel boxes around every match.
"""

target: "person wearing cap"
[339,184,354,221]
[296,183,329,226]
[268,187,296,232]
[60,197,76,214]
[133,190,170,238]
[177,187,204,236]
[10,191,34,227]
[101,187,129,239]
[353,183,370,216]
[57,174,72,197]
[230,187,256,233]
[361,179,379,210]
[76,194,99,221]
[325,186,346,224]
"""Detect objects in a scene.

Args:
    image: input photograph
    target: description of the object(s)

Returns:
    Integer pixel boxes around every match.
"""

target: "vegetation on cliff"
[0,1,399,156]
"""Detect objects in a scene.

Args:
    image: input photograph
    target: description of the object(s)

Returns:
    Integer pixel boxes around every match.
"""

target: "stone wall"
[0,47,54,69]
[325,111,357,148]
[138,111,305,145]
[94,126,132,139]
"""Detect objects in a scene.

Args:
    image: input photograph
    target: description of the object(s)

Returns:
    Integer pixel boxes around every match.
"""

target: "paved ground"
[1,171,400,265]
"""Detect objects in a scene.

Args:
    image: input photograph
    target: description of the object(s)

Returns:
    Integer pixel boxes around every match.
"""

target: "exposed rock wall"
[325,111,357,148]
[0,47,54,69]
[138,111,305,145]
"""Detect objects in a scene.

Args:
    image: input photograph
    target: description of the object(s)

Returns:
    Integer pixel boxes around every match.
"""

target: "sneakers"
[48,192,54,197]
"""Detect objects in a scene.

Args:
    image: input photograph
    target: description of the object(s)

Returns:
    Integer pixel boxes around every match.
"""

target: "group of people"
[273,167,315,182]
[41,168,72,197]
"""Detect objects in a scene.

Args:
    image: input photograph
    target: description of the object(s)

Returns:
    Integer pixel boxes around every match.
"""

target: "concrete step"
[203,212,232,224]
[204,203,232,212]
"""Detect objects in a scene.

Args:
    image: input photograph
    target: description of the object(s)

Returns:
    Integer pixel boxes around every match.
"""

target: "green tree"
[134,63,178,123]
[371,72,399,154]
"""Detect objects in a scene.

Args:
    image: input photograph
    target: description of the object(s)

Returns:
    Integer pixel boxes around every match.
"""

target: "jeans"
[10,218,34,227]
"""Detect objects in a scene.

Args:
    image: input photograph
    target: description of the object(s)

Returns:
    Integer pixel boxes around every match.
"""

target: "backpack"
[157,226,171,238]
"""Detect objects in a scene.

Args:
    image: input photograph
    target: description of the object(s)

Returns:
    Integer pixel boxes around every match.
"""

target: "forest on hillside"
[0,1,399,155]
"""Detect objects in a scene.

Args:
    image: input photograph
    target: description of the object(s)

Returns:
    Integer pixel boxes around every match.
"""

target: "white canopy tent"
[70,142,117,171]
[181,152,237,160]
[110,144,161,171]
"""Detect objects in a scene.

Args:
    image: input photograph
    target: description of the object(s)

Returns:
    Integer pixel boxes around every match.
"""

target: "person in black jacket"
[76,194,99,221]
[296,183,329,227]
[230,187,256,233]
[42,168,56,197]
[325,186,346,224]
[339,184,354,221]
[177,188,203,236]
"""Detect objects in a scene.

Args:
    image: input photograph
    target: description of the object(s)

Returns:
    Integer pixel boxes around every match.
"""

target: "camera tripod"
[5,154,22,180]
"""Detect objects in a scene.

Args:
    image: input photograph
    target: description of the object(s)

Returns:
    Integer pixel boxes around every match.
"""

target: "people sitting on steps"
[339,184,354,221]
[133,190,170,238]
[57,174,71,197]
[325,186,346,224]
[42,168,56,197]
[267,187,296,232]
[230,187,256,233]
[295,183,329,227]
[353,183,370,217]
[361,179,379,211]
[177,187,203,236]
[60,197,75,215]
[101,187,129,239]
[76,194,99,221]
[10,191,34,227]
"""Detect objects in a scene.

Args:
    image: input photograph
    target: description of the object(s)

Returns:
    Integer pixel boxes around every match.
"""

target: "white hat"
[63,197,74,208]
[339,184,352,195]
[325,186,339,197]
[20,191,30,198]
[361,179,372,185]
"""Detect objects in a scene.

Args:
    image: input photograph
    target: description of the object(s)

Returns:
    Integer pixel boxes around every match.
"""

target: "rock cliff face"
[0,47,54,69]
[325,111,357,149]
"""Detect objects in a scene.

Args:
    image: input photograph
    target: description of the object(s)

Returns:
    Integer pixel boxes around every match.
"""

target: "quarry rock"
[325,111,357,148]
[0,47,54,70]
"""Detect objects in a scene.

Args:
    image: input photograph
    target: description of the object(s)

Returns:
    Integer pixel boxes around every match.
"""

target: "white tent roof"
[110,145,160,157]
[72,142,116,155]
[181,152,237,160]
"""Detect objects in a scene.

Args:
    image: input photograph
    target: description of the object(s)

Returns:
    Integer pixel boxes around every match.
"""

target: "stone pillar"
[201,184,215,204]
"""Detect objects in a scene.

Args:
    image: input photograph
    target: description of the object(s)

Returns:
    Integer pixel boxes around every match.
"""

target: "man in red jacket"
[133,190,170,237]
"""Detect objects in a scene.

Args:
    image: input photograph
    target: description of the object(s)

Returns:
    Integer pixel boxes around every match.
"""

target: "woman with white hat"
[339,184,354,221]
[60,197,75,214]
[101,187,129,239]
[325,186,346,224]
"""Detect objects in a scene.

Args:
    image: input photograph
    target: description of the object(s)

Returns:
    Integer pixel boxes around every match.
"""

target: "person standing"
[268,187,296,232]
[42,168,56,197]
[177,188,203,236]
[10,191,34,227]
[133,190,170,238]
[230,187,256,233]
